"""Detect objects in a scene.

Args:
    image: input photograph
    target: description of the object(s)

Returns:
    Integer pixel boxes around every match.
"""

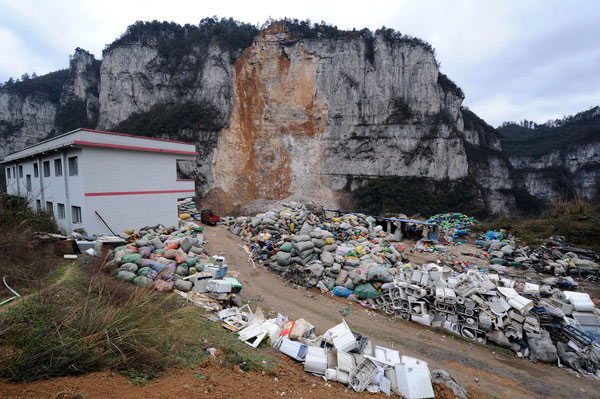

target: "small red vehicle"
[200,209,220,225]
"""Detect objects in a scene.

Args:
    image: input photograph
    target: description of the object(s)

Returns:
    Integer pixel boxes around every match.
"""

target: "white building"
[1,128,196,235]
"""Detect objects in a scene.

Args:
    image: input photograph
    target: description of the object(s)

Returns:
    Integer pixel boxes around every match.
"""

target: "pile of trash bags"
[105,224,242,310]
[427,213,478,240]
[220,306,446,398]
[476,233,600,278]
[230,203,406,292]
[369,262,600,375]
[177,197,202,226]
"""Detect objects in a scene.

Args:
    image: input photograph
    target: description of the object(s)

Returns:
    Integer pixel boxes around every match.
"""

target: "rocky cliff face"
[4,19,595,215]
[0,48,100,156]
[98,41,236,129]
[0,91,57,155]
[509,142,600,201]
[203,23,508,214]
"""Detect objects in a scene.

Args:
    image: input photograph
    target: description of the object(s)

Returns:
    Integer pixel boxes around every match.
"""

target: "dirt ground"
[202,226,600,399]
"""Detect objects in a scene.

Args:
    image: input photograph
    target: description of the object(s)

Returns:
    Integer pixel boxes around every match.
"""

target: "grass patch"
[0,260,180,382]
[0,255,278,383]
[172,308,277,374]
[0,194,62,295]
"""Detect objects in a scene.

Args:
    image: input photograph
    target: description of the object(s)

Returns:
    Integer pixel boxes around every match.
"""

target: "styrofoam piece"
[213,255,225,265]
[304,346,328,375]
[507,296,533,314]
[411,314,433,327]
[444,288,456,305]
[349,358,378,392]
[443,321,459,333]
[325,368,338,381]
[324,320,357,352]
[327,350,338,368]
[489,298,511,315]
[374,345,401,366]
[205,265,228,278]
[337,370,349,384]
[337,351,355,373]
[572,312,600,332]
[395,357,434,399]
[411,270,423,284]
[279,338,308,361]
[206,279,232,293]
[219,308,239,320]
[267,323,283,344]
[523,282,539,293]
[564,291,596,311]
[380,376,392,396]
[384,367,398,391]
[238,322,268,348]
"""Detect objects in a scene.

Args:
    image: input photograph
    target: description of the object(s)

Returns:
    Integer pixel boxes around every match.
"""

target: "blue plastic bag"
[333,286,354,297]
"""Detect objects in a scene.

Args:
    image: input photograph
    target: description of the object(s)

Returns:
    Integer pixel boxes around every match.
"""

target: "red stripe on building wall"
[80,128,192,145]
[176,179,195,182]
[72,140,198,155]
[85,189,195,197]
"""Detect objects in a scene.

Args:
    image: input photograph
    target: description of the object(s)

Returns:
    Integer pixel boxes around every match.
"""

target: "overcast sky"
[1,0,599,126]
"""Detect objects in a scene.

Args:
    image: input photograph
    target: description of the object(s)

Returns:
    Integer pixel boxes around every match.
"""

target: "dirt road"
[205,225,600,399]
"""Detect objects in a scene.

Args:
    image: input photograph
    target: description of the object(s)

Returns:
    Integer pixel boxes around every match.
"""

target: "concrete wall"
[82,146,194,235]
[4,148,84,233]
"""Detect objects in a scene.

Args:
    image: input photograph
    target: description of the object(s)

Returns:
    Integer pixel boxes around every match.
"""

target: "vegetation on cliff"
[104,18,259,60]
[351,176,483,218]
[498,106,600,157]
[0,69,69,103]
[112,101,224,140]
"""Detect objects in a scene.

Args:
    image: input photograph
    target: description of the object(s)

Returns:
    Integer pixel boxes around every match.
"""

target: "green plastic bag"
[185,257,198,267]
[354,283,382,299]
[121,254,142,265]
[280,242,294,252]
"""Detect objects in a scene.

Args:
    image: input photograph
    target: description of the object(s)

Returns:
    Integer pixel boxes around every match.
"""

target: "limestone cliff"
[0,48,100,156]
[499,107,600,204]
[203,23,513,214]
[4,19,595,215]
[509,143,600,202]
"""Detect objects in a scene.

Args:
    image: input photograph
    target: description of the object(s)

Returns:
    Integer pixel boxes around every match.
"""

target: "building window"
[33,163,39,177]
[68,156,78,176]
[5,168,10,179]
[36,200,41,212]
[72,206,82,224]
[26,175,31,191]
[54,159,62,176]
[57,203,65,219]
[18,165,23,178]
[43,161,50,177]
[46,201,54,217]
